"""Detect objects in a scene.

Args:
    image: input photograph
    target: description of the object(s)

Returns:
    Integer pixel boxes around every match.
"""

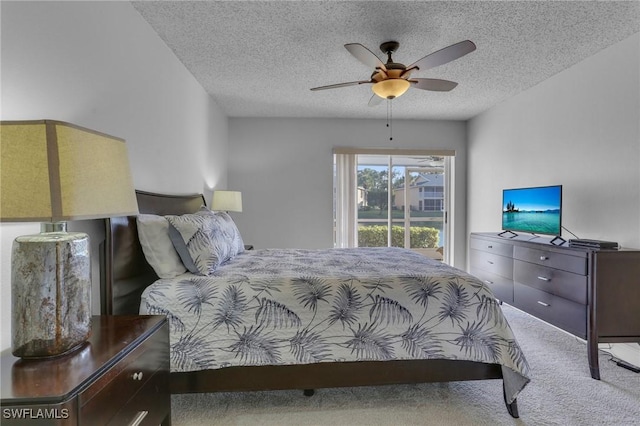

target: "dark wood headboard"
[101,190,205,315]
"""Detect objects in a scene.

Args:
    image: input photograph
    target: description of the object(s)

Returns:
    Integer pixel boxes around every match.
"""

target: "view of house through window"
[334,151,453,263]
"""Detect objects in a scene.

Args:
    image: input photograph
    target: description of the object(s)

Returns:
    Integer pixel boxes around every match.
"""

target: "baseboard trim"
[599,342,640,369]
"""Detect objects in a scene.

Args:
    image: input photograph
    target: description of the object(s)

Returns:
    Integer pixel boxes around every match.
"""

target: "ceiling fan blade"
[410,78,458,92]
[310,80,371,91]
[345,43,387,71]
[368,94,383,107]
[406,40,476,73]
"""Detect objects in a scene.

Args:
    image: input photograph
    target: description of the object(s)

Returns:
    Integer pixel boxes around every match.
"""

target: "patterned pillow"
[210,210,245,255]
[136,214,187,278]
[166,210,237,275]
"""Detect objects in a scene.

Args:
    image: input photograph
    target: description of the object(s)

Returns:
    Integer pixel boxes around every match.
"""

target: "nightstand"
[1,315,171,425]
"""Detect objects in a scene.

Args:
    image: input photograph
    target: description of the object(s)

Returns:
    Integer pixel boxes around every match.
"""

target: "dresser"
[469,232,640,379]
[1,315,170,425]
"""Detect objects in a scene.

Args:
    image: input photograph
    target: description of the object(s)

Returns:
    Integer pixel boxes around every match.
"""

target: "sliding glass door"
[334,151,453,263]
[401,166,446,260]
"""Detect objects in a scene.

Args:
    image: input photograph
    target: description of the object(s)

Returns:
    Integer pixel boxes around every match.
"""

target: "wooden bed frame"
[100,190,519,417]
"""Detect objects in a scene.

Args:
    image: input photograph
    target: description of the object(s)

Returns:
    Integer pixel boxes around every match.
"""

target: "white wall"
[467,32,639,249]
[0,1,228,351]
[228,117,468,267]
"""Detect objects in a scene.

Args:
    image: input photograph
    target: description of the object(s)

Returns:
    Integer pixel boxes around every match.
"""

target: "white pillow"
[136,214,187,278]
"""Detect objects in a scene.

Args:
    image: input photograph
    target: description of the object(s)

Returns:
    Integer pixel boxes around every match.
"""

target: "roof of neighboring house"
[395,174,444,191]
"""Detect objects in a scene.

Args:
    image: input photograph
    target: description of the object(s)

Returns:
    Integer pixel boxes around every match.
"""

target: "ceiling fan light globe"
[372,79,411,99]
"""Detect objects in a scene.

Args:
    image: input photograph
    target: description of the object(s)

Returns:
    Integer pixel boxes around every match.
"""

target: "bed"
[101,190,529,418]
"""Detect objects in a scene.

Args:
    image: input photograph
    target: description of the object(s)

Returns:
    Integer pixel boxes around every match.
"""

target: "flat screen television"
[502,185,562,236]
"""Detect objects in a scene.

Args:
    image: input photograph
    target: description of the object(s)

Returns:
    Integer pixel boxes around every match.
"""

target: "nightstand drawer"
[514,260,587,304]
[472,268,513,303]
[514,283,586,338]
[108,369,170,426]
[514,246,587,275]
[470,249,513,279]
[79,322,168,425]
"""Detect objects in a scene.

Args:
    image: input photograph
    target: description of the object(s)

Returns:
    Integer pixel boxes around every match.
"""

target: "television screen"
[502,185,562,236]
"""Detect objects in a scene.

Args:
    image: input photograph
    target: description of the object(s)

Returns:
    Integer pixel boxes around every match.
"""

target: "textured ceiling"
[132,1,640,120]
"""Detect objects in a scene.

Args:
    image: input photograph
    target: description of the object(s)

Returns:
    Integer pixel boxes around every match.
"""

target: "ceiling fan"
[311,40,476,106]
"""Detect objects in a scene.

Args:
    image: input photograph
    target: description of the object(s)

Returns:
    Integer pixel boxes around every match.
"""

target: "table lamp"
[211,190,242,212]
[0,120,139,358]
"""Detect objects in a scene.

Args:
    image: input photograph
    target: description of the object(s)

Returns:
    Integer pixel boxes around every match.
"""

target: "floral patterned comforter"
[140,247,530,402]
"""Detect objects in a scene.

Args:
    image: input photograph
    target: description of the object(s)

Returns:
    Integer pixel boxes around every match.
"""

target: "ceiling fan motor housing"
[371,43,411,99]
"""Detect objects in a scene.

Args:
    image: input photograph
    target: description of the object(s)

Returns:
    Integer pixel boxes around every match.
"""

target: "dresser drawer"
[471,268,513,303]
[514,260,587,305]
[514,283,586,338]
[514,246,587,275]
[469,237,513,257]
[470,249,513,279]
[79,323,168,425]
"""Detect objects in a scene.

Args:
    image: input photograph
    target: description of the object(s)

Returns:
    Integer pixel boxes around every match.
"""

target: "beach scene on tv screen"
[502,186,561,234]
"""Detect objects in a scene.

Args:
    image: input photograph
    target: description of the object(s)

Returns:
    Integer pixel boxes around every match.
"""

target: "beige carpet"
[171,304,640,425]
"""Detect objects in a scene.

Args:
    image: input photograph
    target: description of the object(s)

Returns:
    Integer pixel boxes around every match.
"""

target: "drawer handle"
[129,410,148,426]
[537,276,551,282]
[540,256,549,261]
[537,301,550,307]
[487,260,494,265]
[132,371,144,381]
[484,280,494,285]
[487,245,493,249]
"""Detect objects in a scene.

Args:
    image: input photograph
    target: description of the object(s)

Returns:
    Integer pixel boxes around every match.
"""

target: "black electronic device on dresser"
[469,232,640,380]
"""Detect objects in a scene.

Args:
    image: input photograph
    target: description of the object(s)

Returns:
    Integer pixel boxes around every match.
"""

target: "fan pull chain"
[386,99,393,141]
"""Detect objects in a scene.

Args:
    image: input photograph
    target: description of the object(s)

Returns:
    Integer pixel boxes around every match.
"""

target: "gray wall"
[467,32,640,250]
[228,118,469,266]
[0,1,229,351]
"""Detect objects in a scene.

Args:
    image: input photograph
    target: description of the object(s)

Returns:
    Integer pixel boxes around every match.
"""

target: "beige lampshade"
[211,190,242,212]
[0,120,139,222]
[372,79,411,99]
